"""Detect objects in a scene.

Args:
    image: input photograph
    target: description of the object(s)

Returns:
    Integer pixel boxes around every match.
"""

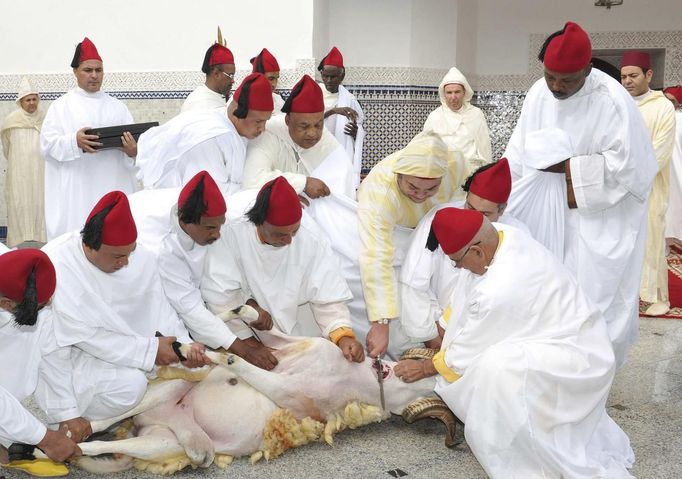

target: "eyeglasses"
[450,242,480,267]
[221,71,235,80]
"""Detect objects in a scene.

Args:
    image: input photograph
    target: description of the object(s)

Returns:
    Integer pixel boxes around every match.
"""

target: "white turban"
[16,77,40,105]
[392,132,450,178]
[438,67,474,106]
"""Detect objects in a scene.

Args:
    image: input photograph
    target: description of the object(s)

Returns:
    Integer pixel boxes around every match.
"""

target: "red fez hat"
[621,51,651,70]
[543,22,592,73]
[251,48,280,73]
[664,85,682,104]
[178,171,227,218]
[201,44,234,73]
[262,176,302,226]
[71,37,102,67]
[79,37,102,63]
[469,158,512,204]
[432,207,484,255]
[0,249,56,304]
[233,73,275,112]
[86,191,137,246]
[320,47,344,69]
[283,75,324,114]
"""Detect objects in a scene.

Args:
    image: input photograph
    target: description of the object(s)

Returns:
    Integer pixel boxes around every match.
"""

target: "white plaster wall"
[323,0,459,69]
[455,0,478,76]
[313,0,331,61]
[0,0,467,79]
[475,0,682,75]
[0,0,314,74]
[409,0,458,68]
[326,0,413,66]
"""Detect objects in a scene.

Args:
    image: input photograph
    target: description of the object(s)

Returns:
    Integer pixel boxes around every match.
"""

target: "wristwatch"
[376,318,390,325]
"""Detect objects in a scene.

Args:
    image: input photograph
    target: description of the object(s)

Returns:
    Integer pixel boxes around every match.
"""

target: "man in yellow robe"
[621,51,676,316]
[357,132,469,357]
[663,85,682,245]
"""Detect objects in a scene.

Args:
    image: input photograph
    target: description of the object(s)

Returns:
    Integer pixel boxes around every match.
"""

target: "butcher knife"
[374,356,386,411]
[155,331,186,361]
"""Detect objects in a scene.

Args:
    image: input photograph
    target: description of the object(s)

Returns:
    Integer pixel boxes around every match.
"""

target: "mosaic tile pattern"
[346,86,438,170]
[471,92,525,161]
[342,67,448,87]
[347,87,525,171]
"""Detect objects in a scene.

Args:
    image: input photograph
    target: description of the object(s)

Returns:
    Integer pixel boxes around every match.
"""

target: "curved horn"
[399,347,438,361]
[402,396,459,448]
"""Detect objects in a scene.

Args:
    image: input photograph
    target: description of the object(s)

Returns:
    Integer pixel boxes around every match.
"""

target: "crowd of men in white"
[1,20,682,478]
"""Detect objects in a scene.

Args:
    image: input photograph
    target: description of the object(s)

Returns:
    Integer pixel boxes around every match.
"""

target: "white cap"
[16,77,39,105]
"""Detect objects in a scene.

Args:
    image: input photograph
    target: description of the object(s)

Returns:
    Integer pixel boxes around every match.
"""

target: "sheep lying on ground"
[73,322,450,474]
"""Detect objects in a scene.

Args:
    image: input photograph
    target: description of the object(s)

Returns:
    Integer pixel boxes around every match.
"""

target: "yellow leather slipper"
[2,458,69,477]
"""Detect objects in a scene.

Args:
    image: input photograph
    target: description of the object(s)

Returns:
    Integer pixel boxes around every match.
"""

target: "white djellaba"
[0,77,47,245]
[504,68,658,368]
[435,223,635,478]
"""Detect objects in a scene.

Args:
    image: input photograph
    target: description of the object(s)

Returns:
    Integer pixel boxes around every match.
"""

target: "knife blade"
[240,319,263,344]
[374,356,386,411]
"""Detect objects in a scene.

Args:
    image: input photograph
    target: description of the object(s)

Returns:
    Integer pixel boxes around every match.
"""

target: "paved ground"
[4,317,682,479]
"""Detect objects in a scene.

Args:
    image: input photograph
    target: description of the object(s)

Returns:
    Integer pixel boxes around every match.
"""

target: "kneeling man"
[395,208,634,478]
[43,191,208,421]
[202,176,365,362]
[133,171,278,370]
[399,158,527,346]
[0,249,83,474]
